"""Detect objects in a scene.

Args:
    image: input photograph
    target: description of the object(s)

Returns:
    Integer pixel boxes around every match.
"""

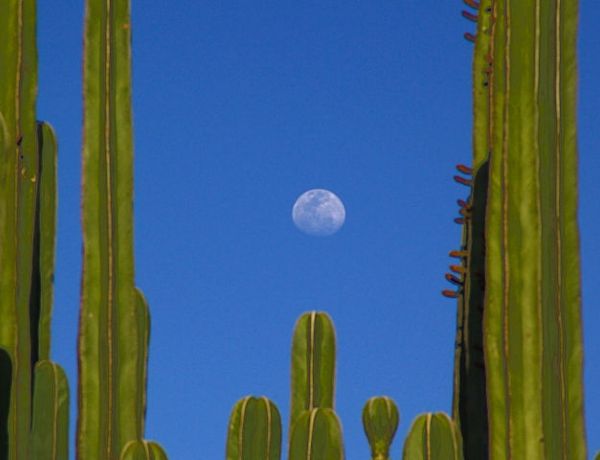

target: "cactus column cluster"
[0,0,166,458]
[0,3,69,459]
[447,0,586,459]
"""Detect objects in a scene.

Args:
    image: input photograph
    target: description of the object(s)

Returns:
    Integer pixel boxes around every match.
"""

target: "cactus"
[30,361,69,460]
[449,0,587,458]
[226,396,282,460]
[402,413,462,460]
[226,312,344,458]
[289,409,344,460]
[119,440,168,460]
[362,396,399,460]
[0,3,69,458]
[77,0,167,458]
[290,312,336,432]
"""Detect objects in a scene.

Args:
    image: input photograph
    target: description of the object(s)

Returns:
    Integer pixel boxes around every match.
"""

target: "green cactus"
[119,440,169,460]
[226,396,282,460]
[290,311,336,432]
[226,312,343,458]
[450,0,586,458]
[30,360,69,460]
[77,0,167,458]
[402,412,462,460]
[289,409,344,460]
[362,396,399,460]
[0,3,70,458]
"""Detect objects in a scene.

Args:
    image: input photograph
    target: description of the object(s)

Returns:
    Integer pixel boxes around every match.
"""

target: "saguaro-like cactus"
[449,0,587,459]
[78,0,166,458]
[402,413,462,460]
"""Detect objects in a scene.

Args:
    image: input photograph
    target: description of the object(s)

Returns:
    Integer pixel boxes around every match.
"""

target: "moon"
[292,189,346,236]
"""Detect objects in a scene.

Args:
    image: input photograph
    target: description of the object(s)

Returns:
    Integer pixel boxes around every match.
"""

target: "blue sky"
[37,2,599,459]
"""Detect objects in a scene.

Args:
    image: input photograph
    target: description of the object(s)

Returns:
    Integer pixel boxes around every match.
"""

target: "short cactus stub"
[226,396,282,460]
[362,396,399,460]
[402,412,462,460]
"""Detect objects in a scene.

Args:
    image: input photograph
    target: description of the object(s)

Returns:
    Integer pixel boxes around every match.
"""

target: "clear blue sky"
[37,2,599,459]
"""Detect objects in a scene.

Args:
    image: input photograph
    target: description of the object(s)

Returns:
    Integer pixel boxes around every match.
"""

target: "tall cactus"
[0,3,68,459]
[78,0,166,458]
[449,0,587,458]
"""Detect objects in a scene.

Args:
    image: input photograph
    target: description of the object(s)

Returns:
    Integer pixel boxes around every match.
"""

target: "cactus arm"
[78,0,141,457]
[120,440,168,460]
[30,360,69,460]
[484,1,586,458]
[225,396,282,460]
[362,396,399,460]
[289,408,344,460]
[402,413,462,460]
[134,288,150,436]
[290,312,336,433]
[35,121,57,362]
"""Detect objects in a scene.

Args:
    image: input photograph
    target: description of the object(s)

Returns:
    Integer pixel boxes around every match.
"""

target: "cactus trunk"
[452,0,587,458]
[78,0,150,457]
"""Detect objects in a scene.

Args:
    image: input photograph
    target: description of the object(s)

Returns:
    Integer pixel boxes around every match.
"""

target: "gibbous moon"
[292,189,346,236]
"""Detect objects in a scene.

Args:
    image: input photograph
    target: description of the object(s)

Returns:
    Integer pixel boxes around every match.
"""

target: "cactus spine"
[451,0,586,458]
[78,0,166,457]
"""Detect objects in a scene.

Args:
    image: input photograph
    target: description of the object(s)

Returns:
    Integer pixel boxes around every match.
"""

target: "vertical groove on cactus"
[483,1,586,458]
[30,360,69,460]
[78,0,147,457]
[290,312,336,433]
[226,396,282,460]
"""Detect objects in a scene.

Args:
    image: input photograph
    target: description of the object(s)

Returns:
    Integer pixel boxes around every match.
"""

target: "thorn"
[16,135,22,146]
[464,32,477,43]
[450,264,467,274]
[462,10,478,22]
[445,273,463,286]
[454,175,472,186]
[457,199,468,208]
[454,217,465,225]
[456,164,473,175]
[463,0,480,8]
[442,289,459,298]
[459,208,470,217]
[449,250,468,259]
